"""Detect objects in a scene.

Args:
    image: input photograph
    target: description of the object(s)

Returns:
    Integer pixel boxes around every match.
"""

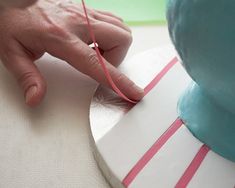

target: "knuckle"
[46,24,69,38]
[116,72,135,88]
[68,10,83,20]
[86,53,100,72]
[89,10,96,18]
[127,80,136,89]
[116,73,127,83]
[17,72,36,90]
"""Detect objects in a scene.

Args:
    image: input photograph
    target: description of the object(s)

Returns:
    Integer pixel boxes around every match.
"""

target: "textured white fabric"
[0,26,170,188]
[0,54,110,188]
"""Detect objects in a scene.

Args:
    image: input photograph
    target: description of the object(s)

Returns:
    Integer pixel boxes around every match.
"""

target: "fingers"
[59,2,132,67]
[91,22,132,67]
[94,13,131,33]
[46,37,144,101]
[2,52,46,107]
[95,10,123,22]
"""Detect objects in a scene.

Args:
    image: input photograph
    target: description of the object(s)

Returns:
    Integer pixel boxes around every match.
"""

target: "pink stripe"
[81,0,137,104]
[122,118,183,187]
[144,57,178,95]
[175,144,210,188]
[122,58,179,187]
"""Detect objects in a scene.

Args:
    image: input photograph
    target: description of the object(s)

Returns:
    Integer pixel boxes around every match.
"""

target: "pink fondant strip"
[122,118,183,187]
[175,144,210,188]
[144,57,178,95]
[81,0,137,104]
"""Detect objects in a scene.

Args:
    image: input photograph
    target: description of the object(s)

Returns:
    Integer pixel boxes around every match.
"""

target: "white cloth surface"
[0,26,170,188]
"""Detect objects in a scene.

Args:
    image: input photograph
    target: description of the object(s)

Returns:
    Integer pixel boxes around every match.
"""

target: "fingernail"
[25,86,37,104]
[132,85,145,100]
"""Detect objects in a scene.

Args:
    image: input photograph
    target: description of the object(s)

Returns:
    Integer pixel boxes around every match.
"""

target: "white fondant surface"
[97,61,191,180]
[189,152,235,188]
[90,47,235,188]
[130,127,203,188]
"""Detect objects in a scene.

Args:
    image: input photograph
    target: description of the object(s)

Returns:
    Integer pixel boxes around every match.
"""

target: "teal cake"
[167,0,235,161]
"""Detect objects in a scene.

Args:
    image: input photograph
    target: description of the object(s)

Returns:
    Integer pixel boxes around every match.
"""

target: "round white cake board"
[89,46,235,188]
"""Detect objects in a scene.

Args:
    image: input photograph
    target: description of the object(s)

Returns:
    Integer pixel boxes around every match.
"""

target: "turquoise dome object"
[167,0,235,161]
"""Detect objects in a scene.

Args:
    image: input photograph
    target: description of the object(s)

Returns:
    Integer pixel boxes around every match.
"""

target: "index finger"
[46,37,144,101]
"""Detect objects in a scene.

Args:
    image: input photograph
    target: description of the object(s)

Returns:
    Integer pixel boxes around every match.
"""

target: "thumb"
[2,54,46,107]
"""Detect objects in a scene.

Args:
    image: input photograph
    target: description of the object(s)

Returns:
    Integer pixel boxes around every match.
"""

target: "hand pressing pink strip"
[175,144,210,188]
[81,0,137,104]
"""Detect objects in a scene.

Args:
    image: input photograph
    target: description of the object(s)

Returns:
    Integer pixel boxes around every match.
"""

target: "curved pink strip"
[81,0,137,104]
[122,118,183,187]
[175,144,210,188]
[144,57,178,95]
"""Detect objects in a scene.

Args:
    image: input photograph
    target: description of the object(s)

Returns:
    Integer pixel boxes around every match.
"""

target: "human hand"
[0,0,144,107]
[0,0,37,8]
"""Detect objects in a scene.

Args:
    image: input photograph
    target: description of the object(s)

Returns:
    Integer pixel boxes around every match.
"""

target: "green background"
[75,0,166,25]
